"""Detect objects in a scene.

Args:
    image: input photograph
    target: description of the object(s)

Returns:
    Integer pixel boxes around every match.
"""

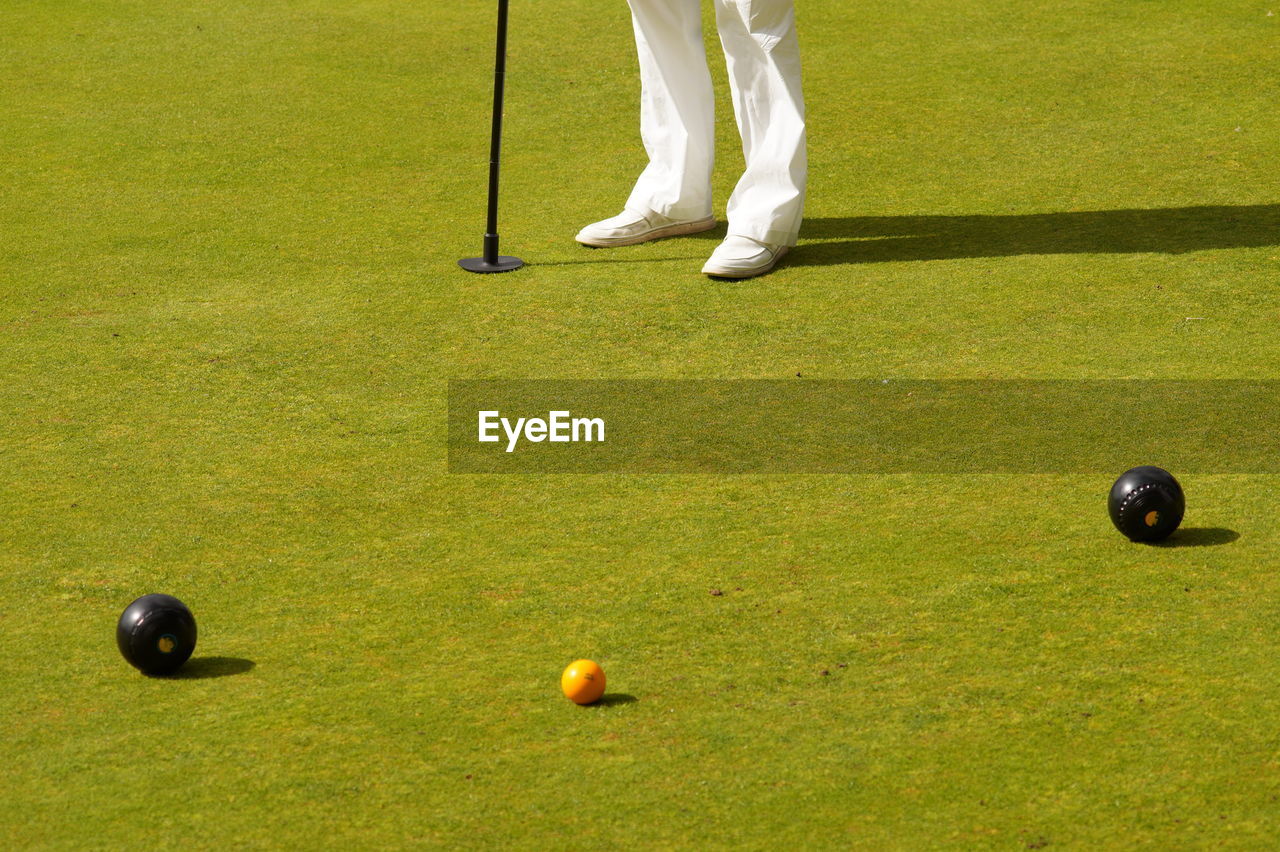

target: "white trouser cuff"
[728,225,801,248]
[625,198,715,222]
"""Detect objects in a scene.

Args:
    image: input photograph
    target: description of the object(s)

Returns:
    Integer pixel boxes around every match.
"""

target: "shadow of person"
[791,204,1280,265]
[1152,527,1240,548]
[167,656,256,679]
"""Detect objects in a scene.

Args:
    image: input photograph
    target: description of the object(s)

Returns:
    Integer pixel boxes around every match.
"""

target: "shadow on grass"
[1151,527,1240,548]
[791,204,1280,265]
[167,656,256,679]
[591,693,638,708]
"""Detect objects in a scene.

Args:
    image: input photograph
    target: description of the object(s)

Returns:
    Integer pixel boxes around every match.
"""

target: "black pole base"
[459,255,524,273]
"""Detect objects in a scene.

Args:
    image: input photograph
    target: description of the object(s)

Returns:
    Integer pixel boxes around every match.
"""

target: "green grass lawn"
[3,0,1280,846]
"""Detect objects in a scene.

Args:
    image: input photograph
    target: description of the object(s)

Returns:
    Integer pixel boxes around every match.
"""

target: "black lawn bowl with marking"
[1108,466,1185,543]
[116,594,198,676]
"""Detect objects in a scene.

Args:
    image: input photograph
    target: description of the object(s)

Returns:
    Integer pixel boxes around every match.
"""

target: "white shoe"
[575,209,717,247]
[701,236,789,278]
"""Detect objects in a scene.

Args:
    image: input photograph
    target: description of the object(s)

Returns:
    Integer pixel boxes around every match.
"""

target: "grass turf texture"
[3,0,1280,846]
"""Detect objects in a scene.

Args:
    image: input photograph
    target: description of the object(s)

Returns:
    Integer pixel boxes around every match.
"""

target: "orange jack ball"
[561,659,606,705]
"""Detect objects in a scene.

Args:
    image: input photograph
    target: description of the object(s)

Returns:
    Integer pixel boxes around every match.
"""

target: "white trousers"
[624,0,806,246]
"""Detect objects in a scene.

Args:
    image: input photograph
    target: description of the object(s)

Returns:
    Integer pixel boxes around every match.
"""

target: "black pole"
[459,0,523,273]
[485,0,509,252]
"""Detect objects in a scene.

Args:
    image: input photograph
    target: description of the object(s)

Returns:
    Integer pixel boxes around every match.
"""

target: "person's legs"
[623,0,717,221]
[711,0,806,247]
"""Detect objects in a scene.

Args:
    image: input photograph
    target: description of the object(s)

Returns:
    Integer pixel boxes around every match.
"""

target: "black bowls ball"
[1108,466,1185,543]
[117,594,197,675]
